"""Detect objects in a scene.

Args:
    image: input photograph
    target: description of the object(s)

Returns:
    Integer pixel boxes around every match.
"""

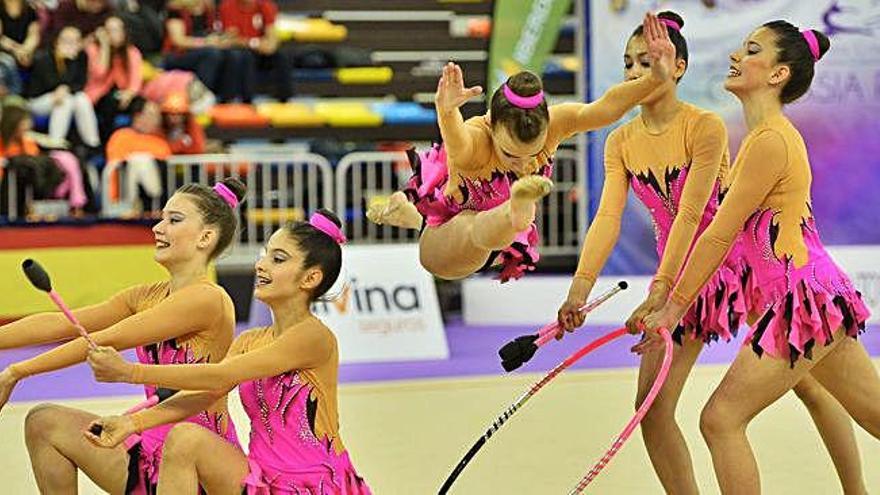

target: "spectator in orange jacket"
[106,97,171,213]
[161,90,205,155]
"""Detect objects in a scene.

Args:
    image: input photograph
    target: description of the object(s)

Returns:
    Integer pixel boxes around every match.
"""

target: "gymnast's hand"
[633,303,683,354]
[630,328,666,355]
[643,12,676,82]
[0,367,20,413]
[625,282,669,335]
[435,62,483,114]
[83,415,136,448]
[643,301,685,334]
[556,299,587,339]
[87,346,135,383]
[556,278,593,338]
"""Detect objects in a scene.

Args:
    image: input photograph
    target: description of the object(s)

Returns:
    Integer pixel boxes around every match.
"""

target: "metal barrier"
[335,151,420,244]
[102,153,334,265]
[7,147,585,259]
[335,148,587,256]
[1,158,102,223]
[0,163,26,222]
[540,148,586,256]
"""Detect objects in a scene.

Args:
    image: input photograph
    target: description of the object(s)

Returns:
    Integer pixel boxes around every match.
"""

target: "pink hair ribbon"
[503,84,544,109]
[659,18,681,31]
[801,29,820,62]
[213,183,240,208]
[309,212,347,244]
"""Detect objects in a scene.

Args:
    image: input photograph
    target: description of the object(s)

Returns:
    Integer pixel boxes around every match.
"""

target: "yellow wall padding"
[257,102,326,127]
[246,207,306,224]
[314,102,383,127]
[336,67,393,85]
[0,246,171,317]
[275,17,348,43]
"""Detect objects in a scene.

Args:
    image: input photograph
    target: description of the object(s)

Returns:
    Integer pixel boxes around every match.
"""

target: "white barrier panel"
[463,275,652,326]
[313,244,449,363]
[464,245,880,326]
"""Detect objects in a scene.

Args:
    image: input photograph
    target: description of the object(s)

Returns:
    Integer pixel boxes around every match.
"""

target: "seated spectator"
[163,0,231,96]
[1,102,41,162]
[142,68,216,115]
[161,90,205,154]
[0,0,40,69]
[0,103,87,215]
[27,26,100,148]
[218,0,291,103]
[134,0,162,17]
[0,52,22,95]
[113,0,164,57]
[30,0,53,43]
[85,15,143,141]
[48,0,112,40]
[105,97,170,214]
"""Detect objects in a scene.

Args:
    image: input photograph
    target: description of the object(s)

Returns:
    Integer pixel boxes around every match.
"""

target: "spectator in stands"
[163,0,230,96]
[218,0,292,103]
[136,0,163,16]
[1,102,40,156]
[105,97,171,214]
[27,0,51,50]
[27,26,101,148]
[85,15,143,142]
[0,0,40,69]
[113,0,164,57]
[48,0,112,39]
[0,53,21,95]
[161,90,207,154]
[0,103,87,214]
[142,68,217,116]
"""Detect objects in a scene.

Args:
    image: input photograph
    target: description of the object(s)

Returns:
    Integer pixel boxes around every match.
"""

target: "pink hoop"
[570,328,674,492]
[440,324,672,493]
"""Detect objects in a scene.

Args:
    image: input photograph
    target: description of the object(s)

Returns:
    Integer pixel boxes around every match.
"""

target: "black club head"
[498,335,540,372]
[498,334,538,362]
[22,259,52,292]
[513,335,539,363]
[503,356,531,372]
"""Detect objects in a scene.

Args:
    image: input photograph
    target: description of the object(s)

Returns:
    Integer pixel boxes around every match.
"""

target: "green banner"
[487,0,573,94]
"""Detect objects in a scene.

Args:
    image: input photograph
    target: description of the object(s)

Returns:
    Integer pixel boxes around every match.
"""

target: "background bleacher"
[1,0,588,319]
[206,0,578,143]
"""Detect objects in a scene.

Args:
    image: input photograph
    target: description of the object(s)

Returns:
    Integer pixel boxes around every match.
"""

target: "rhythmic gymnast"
[0,178,246,493]
[643,22,876,494]
[370,13,676,282]
[85,210,370,494]
[557,12,867,494]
